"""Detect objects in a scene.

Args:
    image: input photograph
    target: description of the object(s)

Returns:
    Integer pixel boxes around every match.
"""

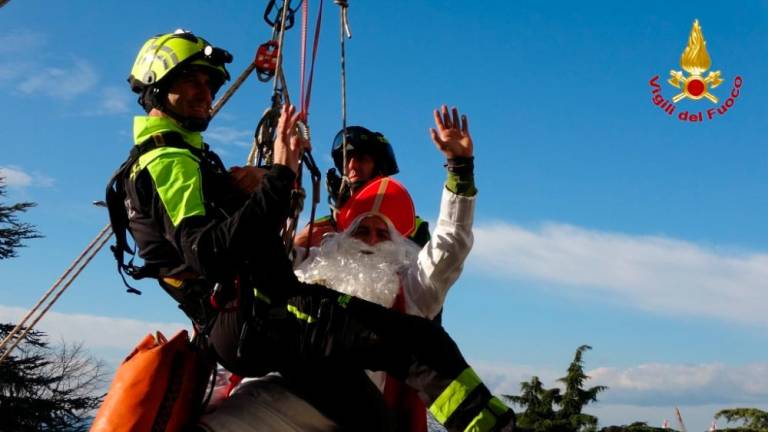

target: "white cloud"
[0,166,54,188]
[474,361,561,395]
[474,360,768,430]
[0,305,188,365]
[471,222,768,326]
[205,126,253,147]
[16,59,98,99]
[0,32,113,104]
[79,86,133,116]
[0,166,32,187]
[590,363,768,405]
[0,31,45,54]
[0,61,30,82]
[98,86,132,114]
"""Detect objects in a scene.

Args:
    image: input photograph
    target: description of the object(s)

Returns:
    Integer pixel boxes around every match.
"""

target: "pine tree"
[715,408,768,431]
[506,376,565,431]
[557,345,607,431]
[0,323,106,431]
[0,176,42,259]
[504,345,607,432]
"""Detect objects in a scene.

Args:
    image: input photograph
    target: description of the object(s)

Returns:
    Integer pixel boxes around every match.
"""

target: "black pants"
[206,282,510,432]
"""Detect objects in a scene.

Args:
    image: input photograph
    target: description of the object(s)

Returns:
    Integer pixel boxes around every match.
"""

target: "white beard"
[295,235,418,308]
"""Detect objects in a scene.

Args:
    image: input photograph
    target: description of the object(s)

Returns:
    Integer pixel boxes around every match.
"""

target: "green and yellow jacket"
[122,116,297,287]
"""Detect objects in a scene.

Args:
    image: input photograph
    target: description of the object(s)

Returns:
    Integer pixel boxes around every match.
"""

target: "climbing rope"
[213,0,299,118]
[210,60,257,118]
[0,223,113,365]
[248,0,297,167]
[247,0,325,255]
[292,0,324,257]
[335,0,352,204]
[273,0,295,105]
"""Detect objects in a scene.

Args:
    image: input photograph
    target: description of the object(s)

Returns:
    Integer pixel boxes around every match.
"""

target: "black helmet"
[331,126,399,177]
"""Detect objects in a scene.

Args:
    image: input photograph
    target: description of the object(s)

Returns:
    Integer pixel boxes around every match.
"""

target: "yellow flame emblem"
[667,20,723,103]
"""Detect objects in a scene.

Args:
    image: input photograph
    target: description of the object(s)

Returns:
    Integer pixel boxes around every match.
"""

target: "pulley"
[255,40,280,82]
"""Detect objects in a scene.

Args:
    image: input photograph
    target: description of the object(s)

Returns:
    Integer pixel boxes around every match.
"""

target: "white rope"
[336,0,352,199]
[273,0,294,105]
[0,224,113,365]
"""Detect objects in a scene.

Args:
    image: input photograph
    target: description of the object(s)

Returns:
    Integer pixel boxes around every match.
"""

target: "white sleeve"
[403,186,475,319]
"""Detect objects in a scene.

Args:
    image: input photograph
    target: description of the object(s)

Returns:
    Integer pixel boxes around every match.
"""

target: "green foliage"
[600,421,675,431]
[0,323,105,431]
[506,376,564,431]
[504,345,607,432]
[715,408,768,431]
[0,176,42,259]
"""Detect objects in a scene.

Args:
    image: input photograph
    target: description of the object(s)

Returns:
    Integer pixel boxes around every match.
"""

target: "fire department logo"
[649,19,742,123]
[668,19,722,103]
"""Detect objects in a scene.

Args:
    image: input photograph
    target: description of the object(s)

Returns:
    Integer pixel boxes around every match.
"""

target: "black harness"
[105,132,227,294]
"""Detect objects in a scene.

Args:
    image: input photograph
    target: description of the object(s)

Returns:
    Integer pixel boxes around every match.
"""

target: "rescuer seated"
[294,124,431,250]
[293,105,478,431]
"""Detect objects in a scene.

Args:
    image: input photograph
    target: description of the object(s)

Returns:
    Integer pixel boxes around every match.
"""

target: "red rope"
[299,0,309,115]
[299,0,324,121]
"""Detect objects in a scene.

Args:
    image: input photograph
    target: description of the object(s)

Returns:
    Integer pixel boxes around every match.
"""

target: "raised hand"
[429,105,473,159]
[273,104,305,174]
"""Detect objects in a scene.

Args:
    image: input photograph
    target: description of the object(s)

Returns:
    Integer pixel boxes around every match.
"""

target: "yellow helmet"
[128,29,231,94]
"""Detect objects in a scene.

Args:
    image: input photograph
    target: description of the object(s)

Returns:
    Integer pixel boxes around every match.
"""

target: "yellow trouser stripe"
[464,397,511,432]
[253,288,272,304]
[429,367,482,424]
[488,396,509,416]
[286,305,315,323]
[464,408,497,432]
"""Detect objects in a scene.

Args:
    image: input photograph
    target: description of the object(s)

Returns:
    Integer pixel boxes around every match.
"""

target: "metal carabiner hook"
[264,0,303,31]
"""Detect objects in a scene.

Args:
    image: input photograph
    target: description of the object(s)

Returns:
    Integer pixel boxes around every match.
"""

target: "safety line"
[335,0,352,200]
[0,225,113,365]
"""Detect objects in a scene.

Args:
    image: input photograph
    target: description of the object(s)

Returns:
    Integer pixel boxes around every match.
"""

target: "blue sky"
[1,1,767,430]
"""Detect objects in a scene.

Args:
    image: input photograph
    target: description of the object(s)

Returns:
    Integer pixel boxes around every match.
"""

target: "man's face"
[347,153,376,185]
[165,69,213,121]
[296,213,414,307]
[351,215,391,246]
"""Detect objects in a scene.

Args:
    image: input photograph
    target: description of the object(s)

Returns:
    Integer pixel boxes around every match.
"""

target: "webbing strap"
[429,367,483,424]
[133,132,226,174]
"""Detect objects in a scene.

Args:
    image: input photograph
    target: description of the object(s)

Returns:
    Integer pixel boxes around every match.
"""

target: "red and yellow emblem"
[667,19,723,103]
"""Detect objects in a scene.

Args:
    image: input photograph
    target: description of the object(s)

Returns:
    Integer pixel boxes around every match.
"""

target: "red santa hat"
[337,176,416,237]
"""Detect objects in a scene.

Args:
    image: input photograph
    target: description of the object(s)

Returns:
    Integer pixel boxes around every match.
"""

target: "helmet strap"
[142,85,211,132]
